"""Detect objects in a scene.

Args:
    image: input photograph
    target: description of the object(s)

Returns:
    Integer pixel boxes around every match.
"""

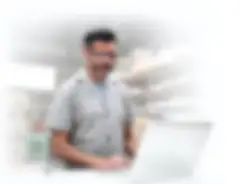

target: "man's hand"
[92,155,130,170]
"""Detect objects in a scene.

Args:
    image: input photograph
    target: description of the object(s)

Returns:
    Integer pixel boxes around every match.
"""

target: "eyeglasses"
[89,51,117,60]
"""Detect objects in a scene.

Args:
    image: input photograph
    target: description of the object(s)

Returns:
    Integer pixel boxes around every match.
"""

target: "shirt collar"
[76,69,111,86]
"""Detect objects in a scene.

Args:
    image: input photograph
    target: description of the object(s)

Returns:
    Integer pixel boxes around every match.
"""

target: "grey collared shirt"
[47,71,134,169]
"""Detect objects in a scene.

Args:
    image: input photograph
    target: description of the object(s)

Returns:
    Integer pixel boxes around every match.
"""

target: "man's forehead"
[91,41,116,51]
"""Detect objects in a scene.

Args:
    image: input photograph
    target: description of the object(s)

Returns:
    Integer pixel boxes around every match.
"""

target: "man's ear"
[82,48,88,58]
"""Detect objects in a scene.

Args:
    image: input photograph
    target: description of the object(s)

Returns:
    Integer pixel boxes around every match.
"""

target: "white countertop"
[6,165,195,184]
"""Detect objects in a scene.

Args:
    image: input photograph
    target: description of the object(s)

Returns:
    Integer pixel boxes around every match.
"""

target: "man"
[47,28,137,170]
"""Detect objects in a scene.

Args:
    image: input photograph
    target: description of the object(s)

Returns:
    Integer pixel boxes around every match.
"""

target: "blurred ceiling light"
[14,43,67,56]
[3,63,56,91]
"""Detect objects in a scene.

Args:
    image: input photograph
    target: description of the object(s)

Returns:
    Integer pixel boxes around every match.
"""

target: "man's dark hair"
[83,28,117,47]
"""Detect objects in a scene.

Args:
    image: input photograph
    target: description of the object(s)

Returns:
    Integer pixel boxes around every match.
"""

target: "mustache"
[91,63,114,71]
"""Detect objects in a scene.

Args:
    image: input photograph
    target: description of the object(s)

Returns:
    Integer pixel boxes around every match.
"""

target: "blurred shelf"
[150,119,212,125]
[147,98,198,111]
[119,59,192,87]
[127,77,195,102]
[149,113,210,123]
[146,78,195,100]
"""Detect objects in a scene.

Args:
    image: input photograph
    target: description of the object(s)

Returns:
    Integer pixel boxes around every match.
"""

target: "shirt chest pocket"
[75,92,125,124]
[81,99,105,120]
[110,96,125,120]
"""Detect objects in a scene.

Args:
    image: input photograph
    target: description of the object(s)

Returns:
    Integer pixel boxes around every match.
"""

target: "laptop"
[51,122,211,184]
[125,122,212,183]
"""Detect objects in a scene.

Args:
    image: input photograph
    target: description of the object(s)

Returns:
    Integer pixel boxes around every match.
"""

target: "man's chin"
[95,73,108,82]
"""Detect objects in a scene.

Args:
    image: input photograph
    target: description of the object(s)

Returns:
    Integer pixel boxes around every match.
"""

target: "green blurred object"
[25,132,50,162]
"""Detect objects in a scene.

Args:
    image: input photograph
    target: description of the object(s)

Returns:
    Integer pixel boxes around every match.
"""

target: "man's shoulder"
[109,75,123,87]
[108,76,130,95]
[56,71,84,97]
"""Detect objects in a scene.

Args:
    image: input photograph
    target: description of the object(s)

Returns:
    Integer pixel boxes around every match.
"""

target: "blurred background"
[6,15,210,170]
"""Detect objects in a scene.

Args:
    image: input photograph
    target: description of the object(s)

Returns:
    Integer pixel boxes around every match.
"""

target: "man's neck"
[86,68,105,84]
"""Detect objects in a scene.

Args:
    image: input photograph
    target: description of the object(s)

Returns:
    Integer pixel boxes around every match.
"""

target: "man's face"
[84,41,117,81]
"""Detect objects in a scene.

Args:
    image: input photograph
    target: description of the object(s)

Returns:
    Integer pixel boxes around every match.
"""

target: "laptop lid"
[129,122,212,183]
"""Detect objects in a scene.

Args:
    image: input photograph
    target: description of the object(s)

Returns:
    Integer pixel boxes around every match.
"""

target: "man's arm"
[51,130,103,167]
[124,122,138,157]
[51,130,127,169]
[47,83,105,168]
[121,83,138,158]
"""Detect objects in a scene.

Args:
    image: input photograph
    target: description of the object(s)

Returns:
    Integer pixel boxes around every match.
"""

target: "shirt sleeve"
[46,86,73,131]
